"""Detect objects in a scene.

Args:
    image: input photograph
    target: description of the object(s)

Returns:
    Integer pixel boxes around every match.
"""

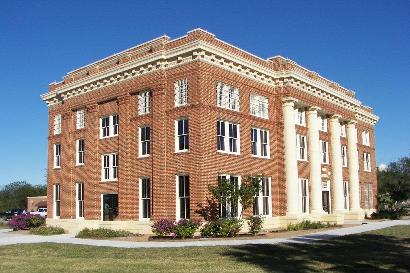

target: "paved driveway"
[0,219,408,249]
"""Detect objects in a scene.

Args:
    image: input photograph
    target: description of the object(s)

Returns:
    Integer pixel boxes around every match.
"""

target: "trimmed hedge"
[286,220,335,231]
[76,228,133,239]
[30,226,65,235]
[201,219,242,237]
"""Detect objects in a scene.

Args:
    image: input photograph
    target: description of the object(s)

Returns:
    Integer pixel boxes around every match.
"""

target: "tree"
[378,156,410,203]
[0,181,47,212]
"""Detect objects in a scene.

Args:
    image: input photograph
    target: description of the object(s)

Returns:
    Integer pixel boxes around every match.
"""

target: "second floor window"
[53,114,62,135]
[340,124,346,137]
[100,114,119,138]
[138,91,151,115]
[216,82,240,111]
[363,152,371,171]
[217,120,240,154]
[362,131,370,146]
[251,128,270,158]
[320,140,329,164]
[250,94,268,119]
[101,153,118,181]
[294,108,306,126]
[341,145,347,167]
[319,116,327,132]
[296,134,307,161]
[76,109,85,129]
[175,119,189,152]
[139,126,151,157]
[174,79,189,106]
[76,139,85,165]
[53,144,61,168]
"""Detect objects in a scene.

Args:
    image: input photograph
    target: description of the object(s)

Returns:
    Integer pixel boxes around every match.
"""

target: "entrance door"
[103,194,118,221]
[322,191,330,213]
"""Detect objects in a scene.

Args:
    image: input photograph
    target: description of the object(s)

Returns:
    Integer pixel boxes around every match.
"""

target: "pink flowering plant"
[9,214,45,231]
[151,218,176,237]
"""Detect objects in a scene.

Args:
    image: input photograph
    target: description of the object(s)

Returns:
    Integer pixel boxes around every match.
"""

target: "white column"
[330,115,344,213]
[307,107,324,214]
[347,121,362,211]
[282,97,299,216]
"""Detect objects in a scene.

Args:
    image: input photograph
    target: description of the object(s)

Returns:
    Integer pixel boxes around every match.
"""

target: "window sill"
[138,155,150,159]
[76,127,85,130]
[139,218,151,222]
[175,150,189,153]
[53,166,61,169]
[76,217,84,220]
[138,112,151,116]
[252,155,270,160]
[101,179,118,183]
[217,151,241,156]
[99,135,118,140]
[250,114,269,120]
[75,163,85,167]
[175,103,188,107]
[297,159,308,162]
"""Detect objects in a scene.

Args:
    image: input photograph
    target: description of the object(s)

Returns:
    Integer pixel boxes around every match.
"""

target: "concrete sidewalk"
[0,219,408,249]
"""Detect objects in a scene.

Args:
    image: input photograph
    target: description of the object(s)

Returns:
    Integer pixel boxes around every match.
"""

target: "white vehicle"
[31,208,47,217]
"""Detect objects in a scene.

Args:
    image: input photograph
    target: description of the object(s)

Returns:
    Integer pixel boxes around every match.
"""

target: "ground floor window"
[139,178,151,219]
[54,184,60,218]
[218,175,240,218]
[322,180,331,213]
[76,183,84,218]
[299,179,309,214]
[253,177,271,216]
[343,181,349,210]
[177,175,190,219]
[362,182,374,209]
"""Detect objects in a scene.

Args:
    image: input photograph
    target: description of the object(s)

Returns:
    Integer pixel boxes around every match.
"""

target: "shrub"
[247,216,264,235]
[173,219,200,239]
[371,208,407,220]
[9,214,44,230]
[76,228,132,239]
[201,219,243,237]
[26,215,45,229]
[286,220,334,231]
[30,226,65,235]
[151,218,176,237]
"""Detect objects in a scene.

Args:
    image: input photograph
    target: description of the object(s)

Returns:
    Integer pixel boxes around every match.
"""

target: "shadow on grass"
[222,234,410,272]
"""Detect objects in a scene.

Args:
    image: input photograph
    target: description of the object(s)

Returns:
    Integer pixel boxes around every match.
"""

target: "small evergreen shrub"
[247,216,264,235]
[286,220,334,231]
[201,219,243,237]
[30,226,65,235]
[9,214,44,230]
[371,208,406,220]
[151,218,176,237]
[173,219,200,239]
[76,228,132,239]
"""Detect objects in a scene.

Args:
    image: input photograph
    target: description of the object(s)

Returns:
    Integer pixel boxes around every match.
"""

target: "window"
[139,178,151,219]
[175,119,189,152]
[294,108,306,126]
[363,152,371,172]
[343,181,349,210]
[100,114,119,138]
[176,175,190,219]
[174,79,189,106]
[318,116,327,132]
[138,90,151,115]
[76,139,85,165]
[320,140,329,164]
[299,179,309,214]
[253,177,271,216]
[139,126,151,157]
[296,134,307,161]
[216,82,240,111]
[251,128,270,158]
[362,183,374,209]
[53,114,62,135]
[340,124,346,137]
[101,153,118,181]
[362,131,370,146]
[54,184,60,218]
[341,145,347,167]
[250,94,268,119]
[53,144,61,168]
[76,109,85,129]
[219,175,240,218]
[217,120,240,154]
[76,183,84,218]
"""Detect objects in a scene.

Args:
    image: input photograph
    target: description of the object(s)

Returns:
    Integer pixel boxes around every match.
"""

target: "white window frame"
[253,177,272,217]
[251,128,270,159]
[53,184,61,219]
[318,116,327,132]
[320,140,329,164]
[138,90,151,115]
[299,178,309,214]
[76,109,85,129]
[139,126,151,157]
[53,114,62,135]
[139,177,151,220]
[53,144,61,168]
[294,108,306,126]
[250,93,268,119]
[101,153,118,181]
[76,139,85,166]
[343,181,349,211]
[296,134,308,161]
[218,174,242,218]
[217,120,240,155]
[99,114,119,139]
[216,82,240,111]
[363,152,371,172]
[175,118,189,152]
[341,145,347,167]
[76,182,84,219]
[176,175,190,220]
[362,131,370,146]
[340,124,346,137]
[174,79,189,107]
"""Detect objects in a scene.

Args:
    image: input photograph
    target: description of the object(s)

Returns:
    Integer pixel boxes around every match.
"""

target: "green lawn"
[0,226,409,273]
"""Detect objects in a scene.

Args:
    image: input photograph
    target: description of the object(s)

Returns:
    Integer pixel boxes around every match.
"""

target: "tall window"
[138,90,151,115]
[101,153,118,181]
[139,178,151,219]
[362,131,370,146]
[53,114,62,135]
[253,177,271,216]
[340,124,346,137]
[139,126,151,157]
[76,183,84,218]
[174,79,189,106]
[318,116,327,132]
[76,109,85,129]
[216,82,240,111]
[250,94,268,119]
[175,119,189,152]
[299,179,309,214]
[76,139,85,165]
[100,114,119,138]
[320,140,329,164]
[362,183,374,209]
[363,152,371,171]
[296,134,307,161]
[217,121,240,154]
[343,181,349,210]
[294,108,306,126]
[54,184,60,218]
[53,144,61,168]
[177,175,190,219]
[251,128,270,158]
[219,175,240,218]
[341,145,347,167]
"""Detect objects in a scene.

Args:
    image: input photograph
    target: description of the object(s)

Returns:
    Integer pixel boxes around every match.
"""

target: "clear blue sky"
[0,0,409,186]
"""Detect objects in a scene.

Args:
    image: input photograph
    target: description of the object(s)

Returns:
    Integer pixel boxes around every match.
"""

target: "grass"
[0,226,409,273]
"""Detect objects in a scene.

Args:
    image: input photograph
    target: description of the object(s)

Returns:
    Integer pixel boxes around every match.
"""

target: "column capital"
[347,120,358,126]
[330,114,342,121]
[282,97,298,105]
[307,106,321,112]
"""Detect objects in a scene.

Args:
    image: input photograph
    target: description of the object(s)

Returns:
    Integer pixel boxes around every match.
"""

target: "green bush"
[26,215,45,229]
[30,226,65,235]
[76,228,132,239]
[286,220,334,231]
[247,216,264,235]
[173,219,200,239]
[201,219,242,237]
[371,208,407,220]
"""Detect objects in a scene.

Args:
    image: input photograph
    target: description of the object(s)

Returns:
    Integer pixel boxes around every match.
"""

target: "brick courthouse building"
[42,29,378,233]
